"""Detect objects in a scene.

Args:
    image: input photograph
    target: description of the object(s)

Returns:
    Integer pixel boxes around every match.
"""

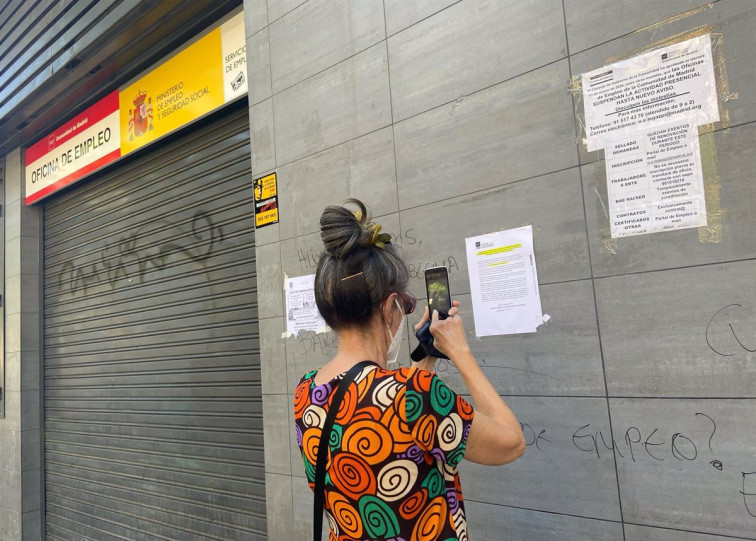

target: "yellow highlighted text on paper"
[477,243,521,256]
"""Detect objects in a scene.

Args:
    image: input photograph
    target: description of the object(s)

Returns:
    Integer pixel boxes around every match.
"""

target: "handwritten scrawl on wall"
[55,210,225,297]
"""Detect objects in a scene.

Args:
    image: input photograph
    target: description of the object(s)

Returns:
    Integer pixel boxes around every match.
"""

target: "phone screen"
[425,267,451,318]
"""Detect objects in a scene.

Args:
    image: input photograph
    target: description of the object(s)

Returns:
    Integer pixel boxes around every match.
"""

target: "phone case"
[414,320,449,360]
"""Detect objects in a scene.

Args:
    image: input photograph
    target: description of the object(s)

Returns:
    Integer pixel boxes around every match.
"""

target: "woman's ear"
[380,292,397,324]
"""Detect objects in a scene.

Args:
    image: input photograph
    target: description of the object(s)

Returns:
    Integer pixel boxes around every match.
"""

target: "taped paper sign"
[607,120,707,238]
[284,274,328,337]
[465,226,546,336]
[582,35,719,152]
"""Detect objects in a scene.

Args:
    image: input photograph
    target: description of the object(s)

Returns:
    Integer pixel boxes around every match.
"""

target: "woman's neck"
[313,321,388,384]
[336,325,387,365]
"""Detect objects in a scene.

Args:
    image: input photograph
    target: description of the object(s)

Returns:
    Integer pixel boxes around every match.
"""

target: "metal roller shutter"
[42,104,265,540]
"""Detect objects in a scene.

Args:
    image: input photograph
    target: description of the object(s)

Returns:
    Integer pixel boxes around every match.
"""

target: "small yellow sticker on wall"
[254,173,279,228]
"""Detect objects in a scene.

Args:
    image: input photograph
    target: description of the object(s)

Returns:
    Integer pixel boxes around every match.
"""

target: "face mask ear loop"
[386,298,405,366]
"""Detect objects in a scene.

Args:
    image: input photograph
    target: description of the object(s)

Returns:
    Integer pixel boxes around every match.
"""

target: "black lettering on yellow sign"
[253,172,279,228]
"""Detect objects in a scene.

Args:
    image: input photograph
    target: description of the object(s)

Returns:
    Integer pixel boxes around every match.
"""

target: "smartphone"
[425,266,452,319]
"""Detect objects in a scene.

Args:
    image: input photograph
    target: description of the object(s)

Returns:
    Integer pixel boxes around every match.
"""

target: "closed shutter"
[42,104,265,540]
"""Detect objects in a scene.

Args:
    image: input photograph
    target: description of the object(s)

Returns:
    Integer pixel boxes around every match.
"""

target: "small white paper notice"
[606,120,707,238]
[285,274,327,336]
[465,226,544,336]
[582,34,719,151]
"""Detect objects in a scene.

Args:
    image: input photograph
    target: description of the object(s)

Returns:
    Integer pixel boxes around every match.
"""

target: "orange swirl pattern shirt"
[294,364,475,541]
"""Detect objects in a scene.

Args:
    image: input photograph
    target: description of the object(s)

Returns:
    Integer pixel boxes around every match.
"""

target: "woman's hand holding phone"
[414,299,527,465]
[427,301,471,363]
[412,301,468,370]
[412,305,438,370]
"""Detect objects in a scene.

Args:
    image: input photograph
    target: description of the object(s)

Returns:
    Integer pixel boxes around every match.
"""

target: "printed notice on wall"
[606,120,707,238]
[285,274,328,336]
[582,35,719,151]
[465,226,545,336]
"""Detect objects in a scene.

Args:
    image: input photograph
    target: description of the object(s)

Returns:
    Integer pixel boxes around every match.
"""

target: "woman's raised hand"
[412,305,437,371]
[428,300,470,362]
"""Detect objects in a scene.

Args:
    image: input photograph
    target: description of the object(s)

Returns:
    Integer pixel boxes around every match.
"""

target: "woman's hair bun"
[320,198,373,259]
[315,198,409,330]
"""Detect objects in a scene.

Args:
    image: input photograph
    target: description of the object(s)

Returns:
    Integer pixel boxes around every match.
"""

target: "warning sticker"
[254,172,279,228]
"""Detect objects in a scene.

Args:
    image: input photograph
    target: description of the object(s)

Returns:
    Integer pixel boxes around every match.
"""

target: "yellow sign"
[254,173,279,228]
[119,28,225,155]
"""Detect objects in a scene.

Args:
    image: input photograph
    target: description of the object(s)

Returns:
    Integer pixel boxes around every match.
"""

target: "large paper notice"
[606,120,707,238]
[284,274,327,336]
[582,35,719,151]
[465,226,544,336]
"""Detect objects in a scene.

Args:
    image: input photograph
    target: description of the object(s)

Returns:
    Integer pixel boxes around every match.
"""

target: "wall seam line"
[562,0,626,537]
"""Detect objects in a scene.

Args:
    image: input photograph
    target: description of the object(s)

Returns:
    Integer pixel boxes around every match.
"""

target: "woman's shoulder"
[293,370,318,414]
[295,369,317,391]
[299,369,317,384]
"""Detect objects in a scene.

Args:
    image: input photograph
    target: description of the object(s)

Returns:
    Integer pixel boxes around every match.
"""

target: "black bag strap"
[313,360,376,541]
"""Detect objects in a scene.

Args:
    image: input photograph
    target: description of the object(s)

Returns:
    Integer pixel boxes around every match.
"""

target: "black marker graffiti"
[298,331,339,355]
[600,429,624,459]
[297,248,320,270]
[391,228,420,247]
[57,210,224,296]
[624,427,641,462]
[643,428,664,462]
[407,256,460,280]
[573,424,601,459]
[297,229,422,271]
[572,416,715,465]
[572,424,624,459]
[741,472,756,518]
[670,433,697,461]
[520,422,552,451]
[705,304,756,357]
[695,412,717,453]
[507,412,753,519]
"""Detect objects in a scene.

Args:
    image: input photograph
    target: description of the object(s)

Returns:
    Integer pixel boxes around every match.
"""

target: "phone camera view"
[427,278,451,315]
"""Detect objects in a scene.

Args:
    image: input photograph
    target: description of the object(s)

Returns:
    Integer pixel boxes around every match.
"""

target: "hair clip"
[341,271,364,281]
[367,223,392,249]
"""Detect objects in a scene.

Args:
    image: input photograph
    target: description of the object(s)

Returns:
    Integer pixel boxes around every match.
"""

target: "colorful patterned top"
[294,363,475,541]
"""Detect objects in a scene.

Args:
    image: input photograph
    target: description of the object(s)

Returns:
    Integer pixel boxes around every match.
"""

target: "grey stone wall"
[0,148,43,539]
[244,0,756,539]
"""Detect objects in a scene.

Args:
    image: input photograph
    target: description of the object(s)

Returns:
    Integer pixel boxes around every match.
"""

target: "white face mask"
[386,299,405,366]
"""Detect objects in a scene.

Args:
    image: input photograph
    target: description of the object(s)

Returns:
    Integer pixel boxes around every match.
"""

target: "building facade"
[0,1,265,539]
[2,0,756,540]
